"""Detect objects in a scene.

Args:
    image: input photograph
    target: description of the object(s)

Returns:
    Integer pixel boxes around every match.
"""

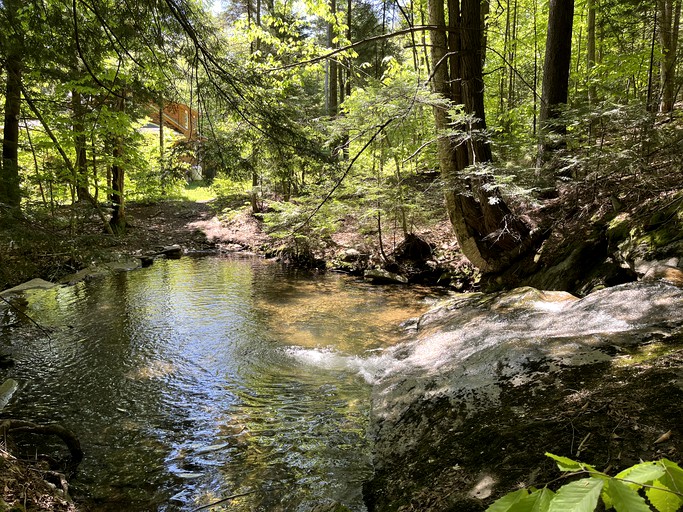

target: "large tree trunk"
[1,51,23,209]
[429,0,532,273]
[537,0,575,168]
[658,0,681,113]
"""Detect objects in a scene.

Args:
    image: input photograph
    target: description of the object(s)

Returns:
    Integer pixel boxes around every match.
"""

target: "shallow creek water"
[0,256,446,511]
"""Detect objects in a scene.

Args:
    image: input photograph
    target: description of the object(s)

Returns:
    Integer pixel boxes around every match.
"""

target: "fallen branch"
[190,490,257,511]
[0,419,84,467]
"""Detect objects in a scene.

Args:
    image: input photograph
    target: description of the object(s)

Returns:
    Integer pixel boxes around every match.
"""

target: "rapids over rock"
[363,281,683,511]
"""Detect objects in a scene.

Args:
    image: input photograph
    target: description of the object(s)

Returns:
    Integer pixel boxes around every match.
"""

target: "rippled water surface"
[0,257,443,511]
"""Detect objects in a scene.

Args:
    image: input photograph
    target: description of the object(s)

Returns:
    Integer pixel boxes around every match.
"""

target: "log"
[1,419,84,466]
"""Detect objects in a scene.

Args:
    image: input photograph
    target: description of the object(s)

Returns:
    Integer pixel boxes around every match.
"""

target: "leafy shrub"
[487,453,683,512]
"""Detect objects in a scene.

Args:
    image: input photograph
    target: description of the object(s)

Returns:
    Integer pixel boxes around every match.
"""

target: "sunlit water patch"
[0,256,445,511]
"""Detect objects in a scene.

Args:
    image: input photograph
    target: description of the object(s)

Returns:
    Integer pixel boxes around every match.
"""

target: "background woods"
[0,0,681,276]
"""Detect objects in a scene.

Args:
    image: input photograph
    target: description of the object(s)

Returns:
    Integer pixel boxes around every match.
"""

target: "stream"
[0,256,446,511]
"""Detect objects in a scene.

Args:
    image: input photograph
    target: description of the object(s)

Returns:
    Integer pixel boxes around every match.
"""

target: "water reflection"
[0,256,444,511]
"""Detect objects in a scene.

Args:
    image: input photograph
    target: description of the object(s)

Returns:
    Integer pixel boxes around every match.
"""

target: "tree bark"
[429,0,532,273]
[658,0,681,112]
[327,0,338,119]
[110,94,126,233]
[159,102,166,194]
[1,51,22,209]
[537,0,575,168]
[72,89,90,202]
[587,0,597,105]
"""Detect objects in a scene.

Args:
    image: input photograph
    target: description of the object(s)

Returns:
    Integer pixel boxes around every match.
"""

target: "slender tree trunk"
[1,51,22,209]
[24,120,47,206]
[537,0,575,169]
[72,89,90,202]
[159,102,166,194]
[587,0,597,104]
[327,0,338,119]
[533,0,538,135]
[647,9,658,111]
[480,0,489,66]
[341,0,352,159]
[500,0,511,116]
[110,94,126,233]
[508,0,518,108]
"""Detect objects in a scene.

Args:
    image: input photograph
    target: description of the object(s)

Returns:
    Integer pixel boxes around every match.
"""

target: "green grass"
[180,180,216,202]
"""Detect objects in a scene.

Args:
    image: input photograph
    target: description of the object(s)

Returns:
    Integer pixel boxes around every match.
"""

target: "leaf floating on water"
[195,443,230,454]
[654,430,672,444]
[0,378,19,411]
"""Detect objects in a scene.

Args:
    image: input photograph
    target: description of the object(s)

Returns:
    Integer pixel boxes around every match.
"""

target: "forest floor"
[0,198,468,292]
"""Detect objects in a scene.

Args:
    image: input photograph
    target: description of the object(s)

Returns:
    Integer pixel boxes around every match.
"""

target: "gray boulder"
[364,282,683,511]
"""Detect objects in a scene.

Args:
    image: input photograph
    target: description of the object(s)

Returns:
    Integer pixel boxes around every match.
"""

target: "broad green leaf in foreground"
[530,488,555,512]
[615,461,665,488]
[548,478,603,512]
[660,459,683,494]
[604,478,651,512]
[646,479,683,512]
[486,489,529,512]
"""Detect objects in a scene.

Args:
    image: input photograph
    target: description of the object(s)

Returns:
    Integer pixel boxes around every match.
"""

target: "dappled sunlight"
[1,257,436,511]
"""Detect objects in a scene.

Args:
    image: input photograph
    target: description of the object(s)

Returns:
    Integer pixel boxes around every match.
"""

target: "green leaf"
[660,459,683,494]
[604,478,651,512]
[530,488,555,512]
[545,453,584,472]
[646,479,683,512]
[0,378,19,411]
[615,461,665,488]
[548,478,604,512]
[486,489,529,512]
[509,490,551,512]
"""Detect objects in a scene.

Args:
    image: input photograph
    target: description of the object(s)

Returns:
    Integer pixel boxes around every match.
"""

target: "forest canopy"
[1,0,681,271]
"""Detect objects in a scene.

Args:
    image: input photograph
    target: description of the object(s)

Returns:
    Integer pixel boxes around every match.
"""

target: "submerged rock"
[1,278,58,295]
[364,282,683,511]
[364,269,408,285]
[160,244,183,259]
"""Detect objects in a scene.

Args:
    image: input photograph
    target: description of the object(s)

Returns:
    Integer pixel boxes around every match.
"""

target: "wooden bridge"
[147,102,199,140]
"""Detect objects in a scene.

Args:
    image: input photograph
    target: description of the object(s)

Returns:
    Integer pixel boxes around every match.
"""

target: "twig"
[189,490,258,511]
[294,117,395,232]
[0,296,54,347]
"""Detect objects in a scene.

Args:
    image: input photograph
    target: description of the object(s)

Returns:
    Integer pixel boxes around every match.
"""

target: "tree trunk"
[537,0,575,168]
[587,0,597,105]
[508,0,518,108]
[1,51,22,209]
[658,0,681,112]
[429,0,532,273]
[159,102,166,194]
[327,0,338,119]
[110,95,126,233]
[72,89,90,202]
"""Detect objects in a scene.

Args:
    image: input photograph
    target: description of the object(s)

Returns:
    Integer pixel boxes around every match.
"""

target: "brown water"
[0,256,446,511]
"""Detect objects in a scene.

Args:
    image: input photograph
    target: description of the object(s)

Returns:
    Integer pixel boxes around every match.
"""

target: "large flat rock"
[1,278,59,295]
[364,282,683,511]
